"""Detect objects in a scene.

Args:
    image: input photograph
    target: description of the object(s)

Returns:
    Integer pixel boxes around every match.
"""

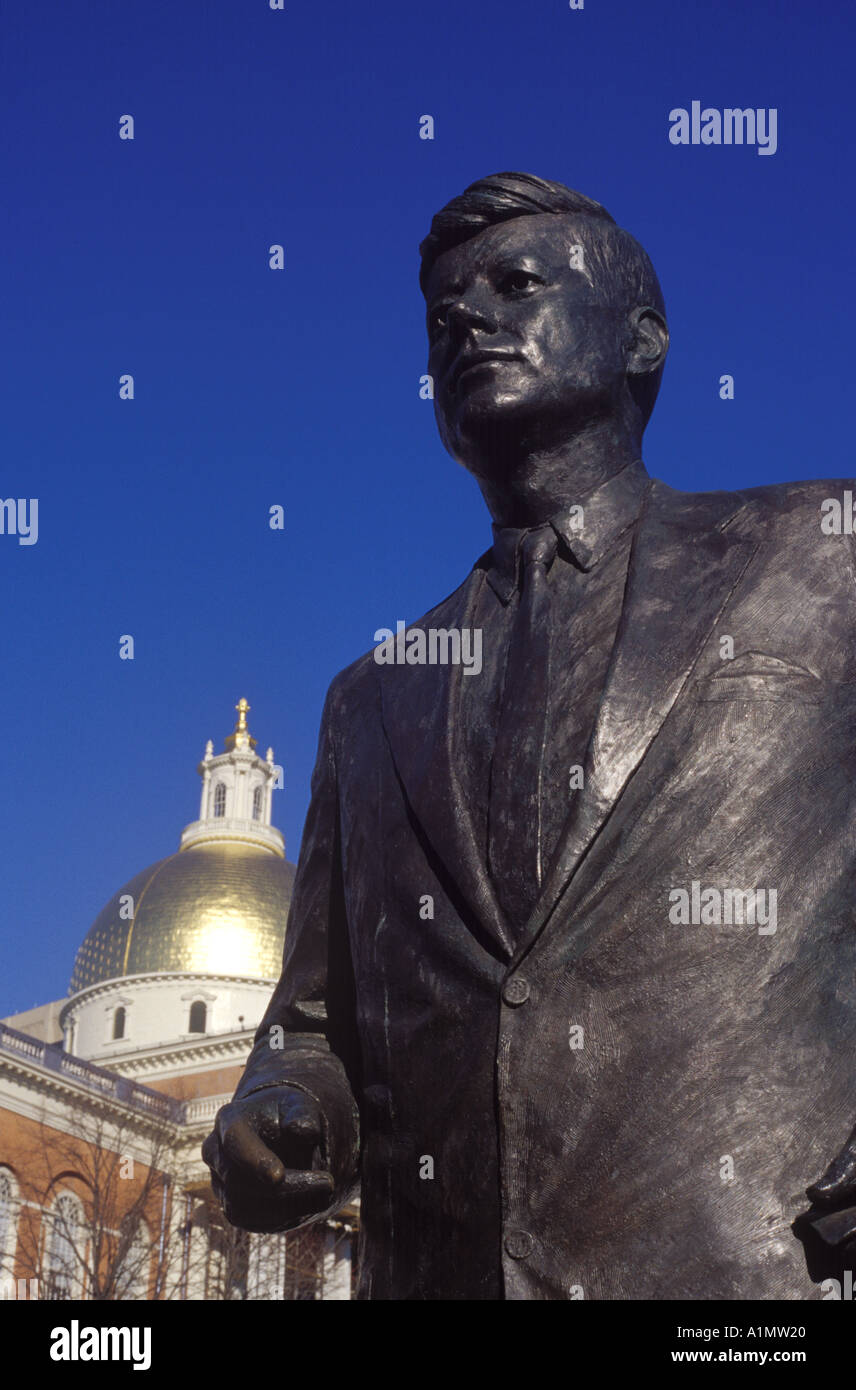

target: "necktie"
[487,525,558,929]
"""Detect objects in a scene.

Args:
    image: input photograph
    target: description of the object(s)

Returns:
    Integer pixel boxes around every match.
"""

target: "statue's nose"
[447,293,497,340]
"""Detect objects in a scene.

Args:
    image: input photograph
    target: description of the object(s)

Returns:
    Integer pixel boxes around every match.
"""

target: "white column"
[321,1227,352,1300]
[184,1205,208,1301]
[199,766,211,819]
[247,1232,285,1300]
[238,765,250,819]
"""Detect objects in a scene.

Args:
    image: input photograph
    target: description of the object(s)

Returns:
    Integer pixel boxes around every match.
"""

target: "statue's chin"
[441,398,534,474]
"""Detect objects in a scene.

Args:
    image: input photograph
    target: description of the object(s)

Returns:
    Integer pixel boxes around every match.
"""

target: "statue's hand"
[202,1088,335,1233]
[805,1122,856,1253]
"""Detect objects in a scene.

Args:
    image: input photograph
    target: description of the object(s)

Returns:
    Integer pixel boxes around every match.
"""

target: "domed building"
[0,701,356,1302]
[61,698,295,1096]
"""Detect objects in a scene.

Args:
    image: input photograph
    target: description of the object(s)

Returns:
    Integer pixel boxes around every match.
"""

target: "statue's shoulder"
[650,473,853,547]
[731,477,856,558]
[323,565,483,711]
[731,475,853,515]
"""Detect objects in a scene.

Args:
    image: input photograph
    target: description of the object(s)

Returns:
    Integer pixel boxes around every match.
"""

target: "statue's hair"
[419,172,667,427]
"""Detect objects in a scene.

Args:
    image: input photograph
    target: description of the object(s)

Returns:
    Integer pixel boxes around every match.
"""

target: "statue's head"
[420,172,669,481]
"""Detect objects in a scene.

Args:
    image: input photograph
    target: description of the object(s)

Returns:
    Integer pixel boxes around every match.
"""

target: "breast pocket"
[695,652,824,705]
[691,654,826,754]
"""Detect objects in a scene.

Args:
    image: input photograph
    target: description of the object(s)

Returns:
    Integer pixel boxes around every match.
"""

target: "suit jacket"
[232,471,856,1299]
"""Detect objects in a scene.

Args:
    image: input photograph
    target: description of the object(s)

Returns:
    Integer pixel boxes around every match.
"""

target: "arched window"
[188,1001,207,1034]
[213,783,227,818]
[113,1006,126,1040]
[0,1170,19,1280]
[47,1193,83,1300]
[252,786,263,821]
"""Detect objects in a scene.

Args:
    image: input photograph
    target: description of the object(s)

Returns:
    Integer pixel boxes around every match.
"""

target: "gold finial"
[224,696,257,752]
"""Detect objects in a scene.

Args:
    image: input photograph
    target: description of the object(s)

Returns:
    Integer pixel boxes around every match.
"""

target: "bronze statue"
[203,173,856,1299]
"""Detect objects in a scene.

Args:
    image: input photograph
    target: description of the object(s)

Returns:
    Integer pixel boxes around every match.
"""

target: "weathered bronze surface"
[203,173,856,1299]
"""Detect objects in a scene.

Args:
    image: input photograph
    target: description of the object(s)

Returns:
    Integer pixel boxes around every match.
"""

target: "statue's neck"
[477,428,641,529]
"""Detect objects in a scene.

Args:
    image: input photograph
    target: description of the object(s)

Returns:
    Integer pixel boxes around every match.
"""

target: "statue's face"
[425,213,628,475]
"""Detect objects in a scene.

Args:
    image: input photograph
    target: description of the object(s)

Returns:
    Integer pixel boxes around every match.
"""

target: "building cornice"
[105,1031,254,1080]
[0,1052,180,1147]
[179,819,284,857]
[61,972,277,1025]
[0,1028,236,1152]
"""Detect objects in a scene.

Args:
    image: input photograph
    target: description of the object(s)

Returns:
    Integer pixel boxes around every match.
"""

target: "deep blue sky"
[2,0,854,1012]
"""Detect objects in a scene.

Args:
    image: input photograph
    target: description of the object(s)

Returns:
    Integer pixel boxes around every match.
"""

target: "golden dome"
[69,842,296,994]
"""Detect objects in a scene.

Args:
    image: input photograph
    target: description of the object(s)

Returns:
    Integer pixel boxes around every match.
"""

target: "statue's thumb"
[806,1134,856,1205]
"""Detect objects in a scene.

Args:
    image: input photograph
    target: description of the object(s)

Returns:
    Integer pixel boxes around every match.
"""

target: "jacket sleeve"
[232,679,362,1215]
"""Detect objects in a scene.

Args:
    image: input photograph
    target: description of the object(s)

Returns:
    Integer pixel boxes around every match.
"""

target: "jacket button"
[502,977,530,1006]
[504,1229,534,1260]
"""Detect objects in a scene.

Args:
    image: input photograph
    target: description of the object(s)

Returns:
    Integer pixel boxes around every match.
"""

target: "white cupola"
[179,698,284,857]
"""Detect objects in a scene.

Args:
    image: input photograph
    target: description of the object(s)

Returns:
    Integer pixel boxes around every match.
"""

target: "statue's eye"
[499,270,540,295]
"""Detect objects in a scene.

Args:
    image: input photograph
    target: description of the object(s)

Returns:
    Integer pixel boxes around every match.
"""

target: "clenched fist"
[202,1086,335,1233]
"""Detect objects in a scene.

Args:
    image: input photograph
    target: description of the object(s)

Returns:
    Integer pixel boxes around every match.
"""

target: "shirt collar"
[485,457,651,603]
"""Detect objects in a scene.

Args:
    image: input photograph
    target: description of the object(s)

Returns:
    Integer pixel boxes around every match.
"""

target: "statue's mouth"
[449,350,522,394]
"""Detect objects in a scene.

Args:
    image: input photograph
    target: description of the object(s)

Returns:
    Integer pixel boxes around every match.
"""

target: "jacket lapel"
[515,480,762,956]
[379,565,515,960]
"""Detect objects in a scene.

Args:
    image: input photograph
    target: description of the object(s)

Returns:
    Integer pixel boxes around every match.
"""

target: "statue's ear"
[626,305,669,378]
